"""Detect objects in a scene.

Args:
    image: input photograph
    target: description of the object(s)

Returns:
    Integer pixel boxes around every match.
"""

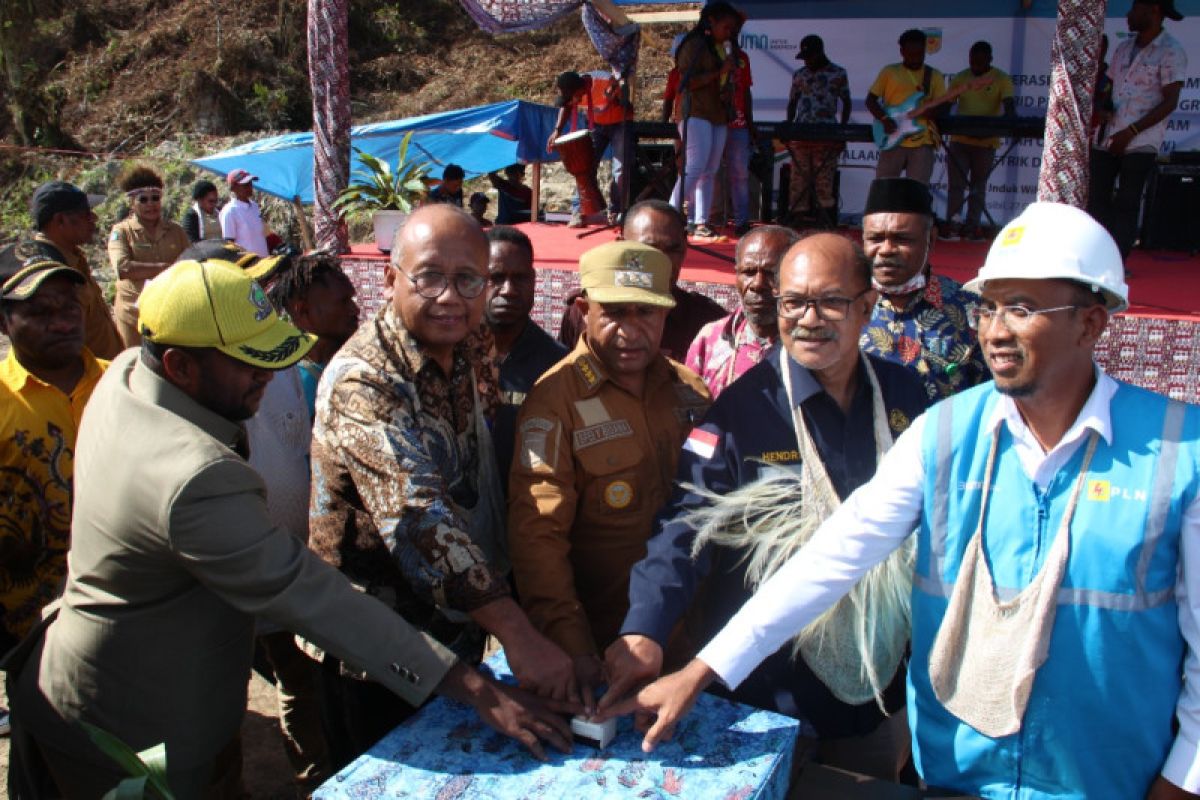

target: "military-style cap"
[579,241,676,308]
[138,259,314,370]
[0,241,85,302]
[863,177,934,217]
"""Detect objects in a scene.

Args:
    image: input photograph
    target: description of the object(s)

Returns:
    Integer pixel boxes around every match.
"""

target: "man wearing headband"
[600,202,1200,800]
[0,243,106,688]
[8,256,573,796]
[859,177,988,401]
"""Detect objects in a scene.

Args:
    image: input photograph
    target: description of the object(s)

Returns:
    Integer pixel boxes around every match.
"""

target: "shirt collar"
[571,333,672,398]
[984,365,1118,447]
[127,351,245,453]
[0,348,103,395]
[781,348,824,408]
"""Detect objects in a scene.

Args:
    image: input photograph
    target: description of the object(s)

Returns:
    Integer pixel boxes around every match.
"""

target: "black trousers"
[1088,147,1157,260]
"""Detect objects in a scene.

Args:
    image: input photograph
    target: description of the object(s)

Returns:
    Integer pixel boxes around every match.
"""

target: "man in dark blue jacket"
[601,232,929,780]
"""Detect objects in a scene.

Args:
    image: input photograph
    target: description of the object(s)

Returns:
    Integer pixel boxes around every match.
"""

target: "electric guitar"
[872,75,996,151]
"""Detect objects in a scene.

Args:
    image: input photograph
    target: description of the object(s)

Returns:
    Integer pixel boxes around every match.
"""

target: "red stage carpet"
[342,222,1200,401]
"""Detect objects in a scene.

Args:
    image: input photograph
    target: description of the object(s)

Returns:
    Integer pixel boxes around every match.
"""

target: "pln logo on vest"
[1086,479,1148,503]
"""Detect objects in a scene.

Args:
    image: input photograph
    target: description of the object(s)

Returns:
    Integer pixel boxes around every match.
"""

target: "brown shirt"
[507,336,710,657]
[674,35,731,125]
[106,216,190,343]
[33,234,124,360]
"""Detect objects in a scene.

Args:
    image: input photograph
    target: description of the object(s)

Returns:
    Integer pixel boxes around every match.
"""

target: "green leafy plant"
[332,132,431,216]
[81,721,177,800]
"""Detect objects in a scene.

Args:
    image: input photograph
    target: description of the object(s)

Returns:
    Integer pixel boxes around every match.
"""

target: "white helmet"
[965,202,1128,313]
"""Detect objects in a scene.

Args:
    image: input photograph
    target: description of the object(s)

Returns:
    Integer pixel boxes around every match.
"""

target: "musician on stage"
[865,29,945,184]
[942,41,1014,241]
[548,69,632,228]
[784,35,851,229]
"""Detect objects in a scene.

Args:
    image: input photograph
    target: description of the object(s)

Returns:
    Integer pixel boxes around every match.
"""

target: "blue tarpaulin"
[191,100,564,204]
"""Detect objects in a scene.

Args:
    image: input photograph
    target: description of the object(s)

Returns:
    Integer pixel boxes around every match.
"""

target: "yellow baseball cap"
[579,241,676,308]
[138,259,314,369]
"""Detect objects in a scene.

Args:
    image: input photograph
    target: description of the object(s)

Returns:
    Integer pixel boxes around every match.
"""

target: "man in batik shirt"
[785,36,851,228]
[858,178,988,401]
[686,226,798,398]
[308,205,577,769]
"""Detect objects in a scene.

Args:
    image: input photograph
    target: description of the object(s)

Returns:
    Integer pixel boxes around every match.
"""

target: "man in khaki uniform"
[30,181,124,359]
[508,241,711,710]
[7,259,571,798]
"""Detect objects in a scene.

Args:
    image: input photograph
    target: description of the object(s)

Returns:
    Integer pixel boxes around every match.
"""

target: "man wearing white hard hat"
[600,202,1200,799]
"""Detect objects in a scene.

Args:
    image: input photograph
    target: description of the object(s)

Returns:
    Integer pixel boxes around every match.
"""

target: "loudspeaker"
[630,143,677,204]
[1144,166,1200,252]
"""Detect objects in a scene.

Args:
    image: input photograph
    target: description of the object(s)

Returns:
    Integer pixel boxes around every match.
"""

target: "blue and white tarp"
[191,100,563,204]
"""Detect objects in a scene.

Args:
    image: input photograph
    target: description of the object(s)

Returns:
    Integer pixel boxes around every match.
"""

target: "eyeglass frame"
[775,287,872,321]
[967,303,1081,331]
[397,267,487,300]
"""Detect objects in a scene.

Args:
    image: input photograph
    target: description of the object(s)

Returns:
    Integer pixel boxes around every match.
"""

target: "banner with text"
[739,17,1200,225]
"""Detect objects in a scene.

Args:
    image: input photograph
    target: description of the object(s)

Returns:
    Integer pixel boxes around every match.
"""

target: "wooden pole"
[531,162,543,222]
[293,195,315,251]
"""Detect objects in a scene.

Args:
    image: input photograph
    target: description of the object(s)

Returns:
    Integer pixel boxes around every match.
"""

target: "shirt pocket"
[574,431,645,520]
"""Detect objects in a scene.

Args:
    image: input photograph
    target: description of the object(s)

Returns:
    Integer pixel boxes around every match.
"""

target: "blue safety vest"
[911,380,1200,799]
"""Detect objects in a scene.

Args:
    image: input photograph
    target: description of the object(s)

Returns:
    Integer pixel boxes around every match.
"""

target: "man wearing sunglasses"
[601,232,927,781]
[308,204,579,769]
[602,203,1200,800]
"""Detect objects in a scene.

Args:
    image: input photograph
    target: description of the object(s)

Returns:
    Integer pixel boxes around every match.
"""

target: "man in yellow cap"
[7,258,573,797]
[507,240,711,713]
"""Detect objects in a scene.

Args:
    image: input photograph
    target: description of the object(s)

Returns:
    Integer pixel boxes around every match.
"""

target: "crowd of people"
[0,0,1195,798]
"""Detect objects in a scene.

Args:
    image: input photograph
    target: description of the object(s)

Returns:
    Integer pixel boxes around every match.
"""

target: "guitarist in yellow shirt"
[866,28,946,184]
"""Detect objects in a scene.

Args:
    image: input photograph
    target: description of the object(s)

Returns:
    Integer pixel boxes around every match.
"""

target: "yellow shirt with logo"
[950,66,1015,148]
[507,335,710,657]
[0,349,107,640]
[869,62,946,148]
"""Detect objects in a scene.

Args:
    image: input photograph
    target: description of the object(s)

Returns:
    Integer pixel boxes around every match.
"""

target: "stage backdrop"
[738,14,1200,224]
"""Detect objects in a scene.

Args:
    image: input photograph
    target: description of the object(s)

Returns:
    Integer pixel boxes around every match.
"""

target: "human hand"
[1146,776,1200,800]
[546,133,558,153]
[505,626,581,706]
[597,634,663,714]
[881,117,898,135]
[438,663,575,761]
[594,658,715,753]
[1109,126,1136,156]
[573,653,604,716]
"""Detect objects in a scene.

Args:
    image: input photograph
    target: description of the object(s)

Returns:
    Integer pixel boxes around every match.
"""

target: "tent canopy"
[191,100,565,204]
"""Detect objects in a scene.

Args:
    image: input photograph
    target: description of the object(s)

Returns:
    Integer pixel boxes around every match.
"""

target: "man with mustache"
[685,225,799,398]
[602,233,927,780]
[508,241,710,712]
[602,203,1200,800]
[859,177,988,401]
[483,226,567,486]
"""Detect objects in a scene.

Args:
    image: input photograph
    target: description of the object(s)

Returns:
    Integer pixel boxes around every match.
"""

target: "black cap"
[30,181,98,231]
[1138,0,1183,21]
[863,178,934,217]
[0,241,85,302]
[797,35,824,59]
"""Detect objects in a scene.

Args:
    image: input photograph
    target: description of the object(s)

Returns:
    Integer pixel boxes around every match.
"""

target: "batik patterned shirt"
[685,309,776,399]
[0,349,107,640]
[860,273,988,402]
[309,307,508,640]
[789,61,850,124]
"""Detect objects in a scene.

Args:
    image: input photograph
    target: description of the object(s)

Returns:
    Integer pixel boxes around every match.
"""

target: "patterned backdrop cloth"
[340,256,1200,403]
[313,650,800,799]
[458,0,583,34]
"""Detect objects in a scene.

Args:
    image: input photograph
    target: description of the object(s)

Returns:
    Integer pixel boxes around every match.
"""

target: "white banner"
[740,17,1200,225]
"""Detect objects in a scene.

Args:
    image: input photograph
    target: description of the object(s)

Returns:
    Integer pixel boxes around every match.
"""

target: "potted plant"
[332,132,431,252]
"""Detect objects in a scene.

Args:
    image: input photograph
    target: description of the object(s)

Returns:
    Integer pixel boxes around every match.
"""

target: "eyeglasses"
[401,268,487,299]
[968,303,1080,331]
[776,287,870,321]
[135,193,163,204]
